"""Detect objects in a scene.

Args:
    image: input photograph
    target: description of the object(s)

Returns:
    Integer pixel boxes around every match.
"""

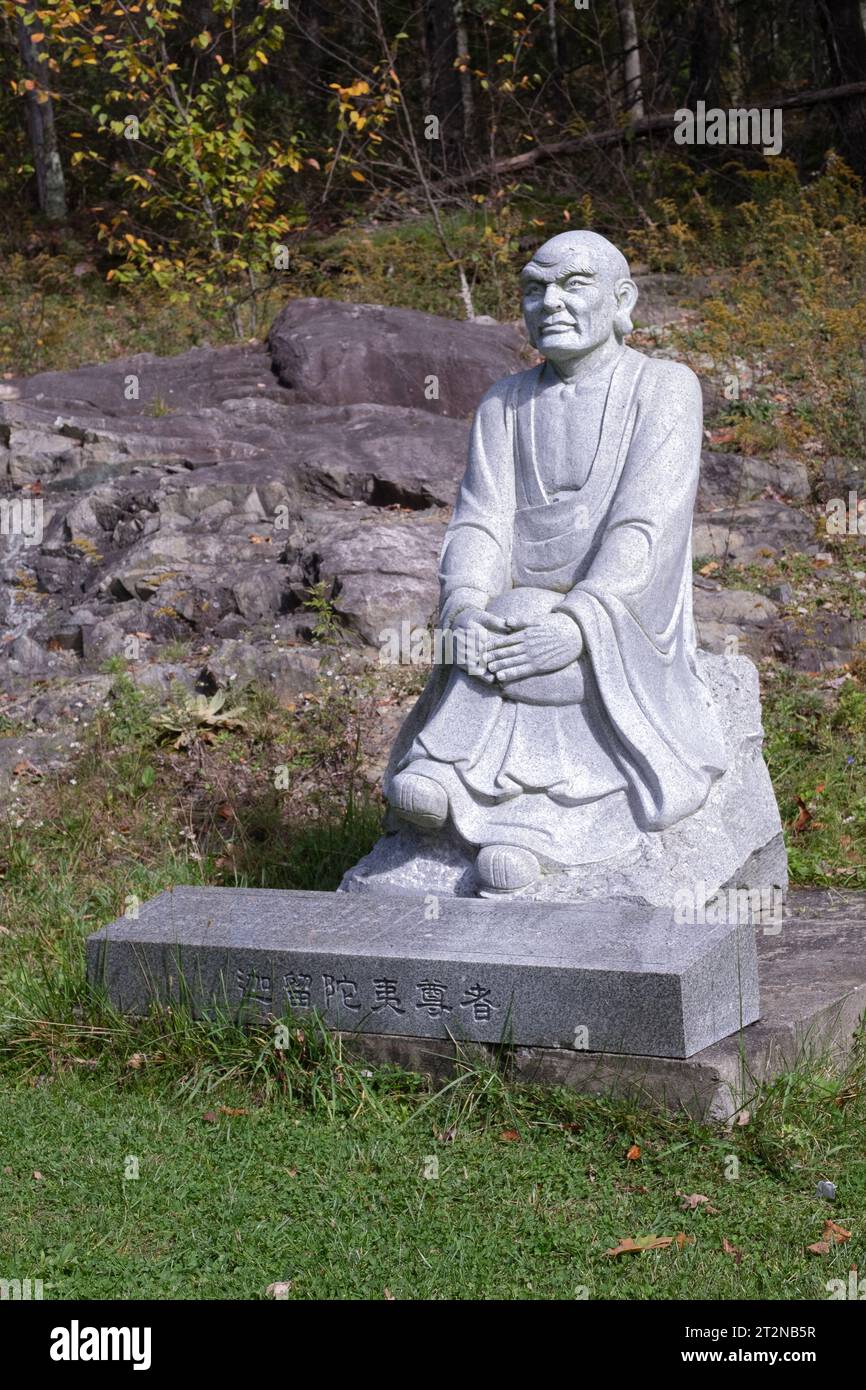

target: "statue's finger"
[495,663,532,682]
[487,652,526,671]
[479,614,512,633]
[487,637,524,655]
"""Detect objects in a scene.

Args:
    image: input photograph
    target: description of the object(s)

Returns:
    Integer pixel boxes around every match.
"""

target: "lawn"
[1,1050,863,1300]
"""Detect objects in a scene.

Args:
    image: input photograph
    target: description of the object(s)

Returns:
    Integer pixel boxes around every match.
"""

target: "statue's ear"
[614,278,639,338]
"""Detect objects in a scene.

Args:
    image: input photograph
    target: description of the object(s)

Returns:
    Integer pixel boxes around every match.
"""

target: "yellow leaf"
[350,169,366,182]
[255,51,268,64]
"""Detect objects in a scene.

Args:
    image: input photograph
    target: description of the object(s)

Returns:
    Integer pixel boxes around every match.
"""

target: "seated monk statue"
[384,230,729,896]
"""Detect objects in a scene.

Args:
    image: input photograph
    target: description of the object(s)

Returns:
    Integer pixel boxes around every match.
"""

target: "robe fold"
[385,344,729,867]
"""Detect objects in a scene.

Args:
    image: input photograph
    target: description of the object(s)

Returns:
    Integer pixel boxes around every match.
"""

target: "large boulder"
[267,299,526,418]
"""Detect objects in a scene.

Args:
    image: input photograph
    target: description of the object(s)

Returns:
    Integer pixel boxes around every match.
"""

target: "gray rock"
[200,640,321,697]
[693,500,815,564]
[268,298,526,418]
[699,450,812,507]
[770,614,866,671]
[292,512,447,646]
[693,584,780,659]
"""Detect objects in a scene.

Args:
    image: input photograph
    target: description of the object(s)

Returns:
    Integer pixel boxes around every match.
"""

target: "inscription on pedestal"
[86,885,760,1059]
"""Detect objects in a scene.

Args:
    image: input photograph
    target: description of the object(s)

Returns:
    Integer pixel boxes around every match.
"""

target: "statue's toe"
[390,771,448,829]
[476,844,539,895]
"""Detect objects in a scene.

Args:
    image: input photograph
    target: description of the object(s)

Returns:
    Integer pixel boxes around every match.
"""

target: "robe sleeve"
[554,360,728,828]
[438,378,517,627]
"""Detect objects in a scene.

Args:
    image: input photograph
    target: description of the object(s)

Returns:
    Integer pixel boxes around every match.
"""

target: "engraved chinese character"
[235,967,272,1008]
[460,982,499,1022]
[371,978,405,1014]
[415,979,452,1017]
[322,974,361,1010]
[283,972,312,1008]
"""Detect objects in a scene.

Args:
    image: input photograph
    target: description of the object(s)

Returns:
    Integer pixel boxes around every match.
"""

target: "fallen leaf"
[679,1193,711,1210]
[436,1125,457,1144]
[32,1171,43,1181]
[699,561,719,576]
[722,1237,743,1264]
[500,1128,521,1142]
[824,1220,851,1243]
[626,1143,641,1161]
[219,1106,248,1117]
[383,1287,396,1300]
[202,1110,219,1124]
[675,1232,696,1249]
[807,1220,851,1254]
[127,1052,146,1069]
[793,797,813,833]
[606,1235,674,1256]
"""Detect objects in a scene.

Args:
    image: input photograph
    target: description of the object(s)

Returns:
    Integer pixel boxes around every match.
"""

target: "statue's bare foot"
[390,771,448,830]
[476,844,539,896]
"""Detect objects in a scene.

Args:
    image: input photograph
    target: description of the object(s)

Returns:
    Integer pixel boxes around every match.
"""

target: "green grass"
[1,1037,864,1300]
[1,664,865,1301]
[762,668,866,888]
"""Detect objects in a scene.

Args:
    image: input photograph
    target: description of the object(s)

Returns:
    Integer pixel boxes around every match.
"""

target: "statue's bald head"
[521,230,638,355]
[523,230,631,284]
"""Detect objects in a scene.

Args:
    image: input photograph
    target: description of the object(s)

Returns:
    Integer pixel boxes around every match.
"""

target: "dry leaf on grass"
[626,1143,641,1161]
[606,1233,694,1257]
[722,1237,743,1264]
[807,1219,851,1254]
[266,1281,292,1299]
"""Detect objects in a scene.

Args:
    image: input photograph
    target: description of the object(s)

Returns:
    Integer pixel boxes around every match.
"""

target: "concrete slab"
[86,886,759,1059]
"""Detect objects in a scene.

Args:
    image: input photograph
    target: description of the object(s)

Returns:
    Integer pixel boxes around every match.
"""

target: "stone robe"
[385,345,728,867]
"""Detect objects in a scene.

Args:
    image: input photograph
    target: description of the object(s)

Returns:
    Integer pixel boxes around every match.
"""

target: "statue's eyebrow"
[521,260,596,284]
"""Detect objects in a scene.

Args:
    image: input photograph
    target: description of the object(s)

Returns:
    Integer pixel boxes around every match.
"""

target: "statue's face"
[521,249,623,363]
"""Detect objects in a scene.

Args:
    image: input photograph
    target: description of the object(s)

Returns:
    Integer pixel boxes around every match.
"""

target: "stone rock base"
[340,652,788,910]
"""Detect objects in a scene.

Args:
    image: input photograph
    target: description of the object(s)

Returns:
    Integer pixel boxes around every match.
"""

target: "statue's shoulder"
[474,364,541,415]
[630,348,701,402]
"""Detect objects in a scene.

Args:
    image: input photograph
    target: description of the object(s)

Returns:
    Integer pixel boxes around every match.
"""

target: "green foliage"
[7,0,304,337]
[762,667,866,889]
[634,156,866,456]
[303,580,343,644]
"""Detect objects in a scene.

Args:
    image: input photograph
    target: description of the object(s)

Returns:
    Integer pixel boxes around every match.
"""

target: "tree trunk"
[15,6,67,222]
[615,0,644,119]
[423,0,465,169]
[453,0,474,146]
[688,0,731,109]
[817,0,866,177]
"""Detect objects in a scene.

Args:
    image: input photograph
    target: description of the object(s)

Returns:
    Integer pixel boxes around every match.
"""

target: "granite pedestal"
[86,887,758,1059]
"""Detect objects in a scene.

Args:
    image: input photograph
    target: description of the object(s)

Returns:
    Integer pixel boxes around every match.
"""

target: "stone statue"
[343,231,787,906]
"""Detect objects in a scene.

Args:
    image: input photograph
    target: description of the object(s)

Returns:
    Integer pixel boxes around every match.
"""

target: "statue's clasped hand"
[485,611,584,683]
[450,606,511,684]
